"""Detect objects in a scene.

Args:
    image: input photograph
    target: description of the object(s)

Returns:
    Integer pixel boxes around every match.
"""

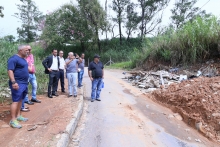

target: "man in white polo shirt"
[57,50,65,93]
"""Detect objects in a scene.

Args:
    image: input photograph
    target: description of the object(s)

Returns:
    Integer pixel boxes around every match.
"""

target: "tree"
[170,0,209,29]
[111,0,130,45]
[137,0,170,40]
[4,35,15,43]
[40,9,65,48]
[125,2,139,40]
[78,0,108,53]
[0,6,4,17]
[14,0,43,43]
[59,4,93,52]
[41,3,93,52]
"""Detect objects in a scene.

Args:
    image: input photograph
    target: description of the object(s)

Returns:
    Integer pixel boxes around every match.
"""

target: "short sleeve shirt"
[78,59,85,71]
[65,59,78,73]
[88,61,104,78]
[7,55,29,85]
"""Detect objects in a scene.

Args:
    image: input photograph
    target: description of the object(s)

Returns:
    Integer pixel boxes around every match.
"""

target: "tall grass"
[0,40,48,95]
[135,16,220,67]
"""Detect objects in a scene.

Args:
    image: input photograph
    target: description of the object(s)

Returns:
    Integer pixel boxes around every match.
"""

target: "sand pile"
[150,76,220,140]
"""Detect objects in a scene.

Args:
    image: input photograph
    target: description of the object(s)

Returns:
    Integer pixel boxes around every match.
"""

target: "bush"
[0,40,48,95]
[138,16,220,67]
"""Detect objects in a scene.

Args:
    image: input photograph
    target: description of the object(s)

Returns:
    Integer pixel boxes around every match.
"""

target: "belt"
[59,69,64,71]
[52,70,59,72]
[94,77,102,79]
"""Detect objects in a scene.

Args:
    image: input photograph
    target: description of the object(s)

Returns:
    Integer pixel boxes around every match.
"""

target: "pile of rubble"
[124,64,219,93]
[123,63,220,141]
[0,87,10,99]
[151,77,220,141]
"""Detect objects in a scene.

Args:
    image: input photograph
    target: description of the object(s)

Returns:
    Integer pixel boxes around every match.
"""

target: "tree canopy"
[14,0,43,42]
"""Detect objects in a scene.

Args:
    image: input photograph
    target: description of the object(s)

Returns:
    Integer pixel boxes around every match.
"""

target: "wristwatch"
[11,81,17,84]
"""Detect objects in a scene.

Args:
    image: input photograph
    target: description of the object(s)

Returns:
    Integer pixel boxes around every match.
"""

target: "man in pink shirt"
[21,45,41,111]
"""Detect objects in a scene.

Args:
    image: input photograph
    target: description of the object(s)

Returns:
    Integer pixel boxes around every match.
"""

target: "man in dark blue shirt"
[88,54,104,102]
[7,44,29,128]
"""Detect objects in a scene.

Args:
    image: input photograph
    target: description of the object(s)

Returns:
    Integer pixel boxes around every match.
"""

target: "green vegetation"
[108,61,133,69]
[134,16,220,67]
[0,40,48,97]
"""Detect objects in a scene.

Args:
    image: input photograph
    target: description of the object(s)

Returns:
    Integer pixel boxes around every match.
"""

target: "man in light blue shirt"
[65,52,79,97]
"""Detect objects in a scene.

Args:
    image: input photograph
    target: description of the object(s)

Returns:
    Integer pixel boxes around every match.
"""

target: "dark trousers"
[58,69,65,92]
[48,71,59,96]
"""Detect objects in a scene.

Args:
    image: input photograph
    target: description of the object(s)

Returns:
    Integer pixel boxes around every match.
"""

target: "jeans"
[21,74,37,109]
[48,71,59,96]
[91,78,103,100]
[78,70,84,87]
[67,72,77,95]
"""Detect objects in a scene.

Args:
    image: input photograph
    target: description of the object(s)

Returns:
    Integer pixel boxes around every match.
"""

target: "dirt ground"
[0,81,82,147]
[149,76,220,142]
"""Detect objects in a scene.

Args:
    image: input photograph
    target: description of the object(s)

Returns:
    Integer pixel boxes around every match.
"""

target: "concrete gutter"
[57,88,84,147]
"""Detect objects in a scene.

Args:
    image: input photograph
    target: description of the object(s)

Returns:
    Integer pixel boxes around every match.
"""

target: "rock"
[187,137,191,141]
[179,75,187,81]
[138,85,145,88]
[173,113,183,121]
[145,88,157,93]
[72,138,79,142]
[212,113,220,117]
[56,134,61,139]
[185,129,190,132]
[168,114,174,119]
[195,139,201,143]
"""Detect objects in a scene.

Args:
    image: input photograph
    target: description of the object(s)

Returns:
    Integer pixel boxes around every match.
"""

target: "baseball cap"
[94,54,101,58]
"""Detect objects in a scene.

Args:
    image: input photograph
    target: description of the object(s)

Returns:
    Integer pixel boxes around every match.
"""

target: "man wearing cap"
[88,54,104,102]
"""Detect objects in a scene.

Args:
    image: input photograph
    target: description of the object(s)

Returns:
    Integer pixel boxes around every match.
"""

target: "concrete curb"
[57,88,84,147]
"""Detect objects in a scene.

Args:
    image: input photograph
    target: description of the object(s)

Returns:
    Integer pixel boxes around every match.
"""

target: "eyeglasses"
[28,49,32,50]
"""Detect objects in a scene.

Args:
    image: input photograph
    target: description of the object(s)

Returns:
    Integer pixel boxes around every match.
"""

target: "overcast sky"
[0,0,219,39]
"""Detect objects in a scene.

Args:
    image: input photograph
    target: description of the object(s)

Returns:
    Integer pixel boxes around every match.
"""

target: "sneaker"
[21,108,30,112]
[91,99,94,102]
[96,98,101,101]
[17,115,28,122]
[9,120,22,129]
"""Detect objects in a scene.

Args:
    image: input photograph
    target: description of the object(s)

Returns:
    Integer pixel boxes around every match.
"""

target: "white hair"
[68,52,73,56]
[18,44,27,51]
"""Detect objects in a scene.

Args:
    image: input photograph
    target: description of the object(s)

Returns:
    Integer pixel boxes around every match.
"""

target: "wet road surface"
[69,68,218,147]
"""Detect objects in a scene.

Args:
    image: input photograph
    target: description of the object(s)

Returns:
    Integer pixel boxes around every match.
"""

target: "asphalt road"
[69,68,218,147]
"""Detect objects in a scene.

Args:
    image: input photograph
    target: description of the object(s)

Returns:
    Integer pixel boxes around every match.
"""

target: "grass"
[133,16,220,67]
[107,61,133,69]
[0,40,48,100]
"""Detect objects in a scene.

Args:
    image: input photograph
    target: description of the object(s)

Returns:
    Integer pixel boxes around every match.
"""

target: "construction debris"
[123,63,220,141]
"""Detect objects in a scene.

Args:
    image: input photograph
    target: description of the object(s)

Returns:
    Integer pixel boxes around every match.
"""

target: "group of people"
[7,44,104,129]
[42,49,85,98]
